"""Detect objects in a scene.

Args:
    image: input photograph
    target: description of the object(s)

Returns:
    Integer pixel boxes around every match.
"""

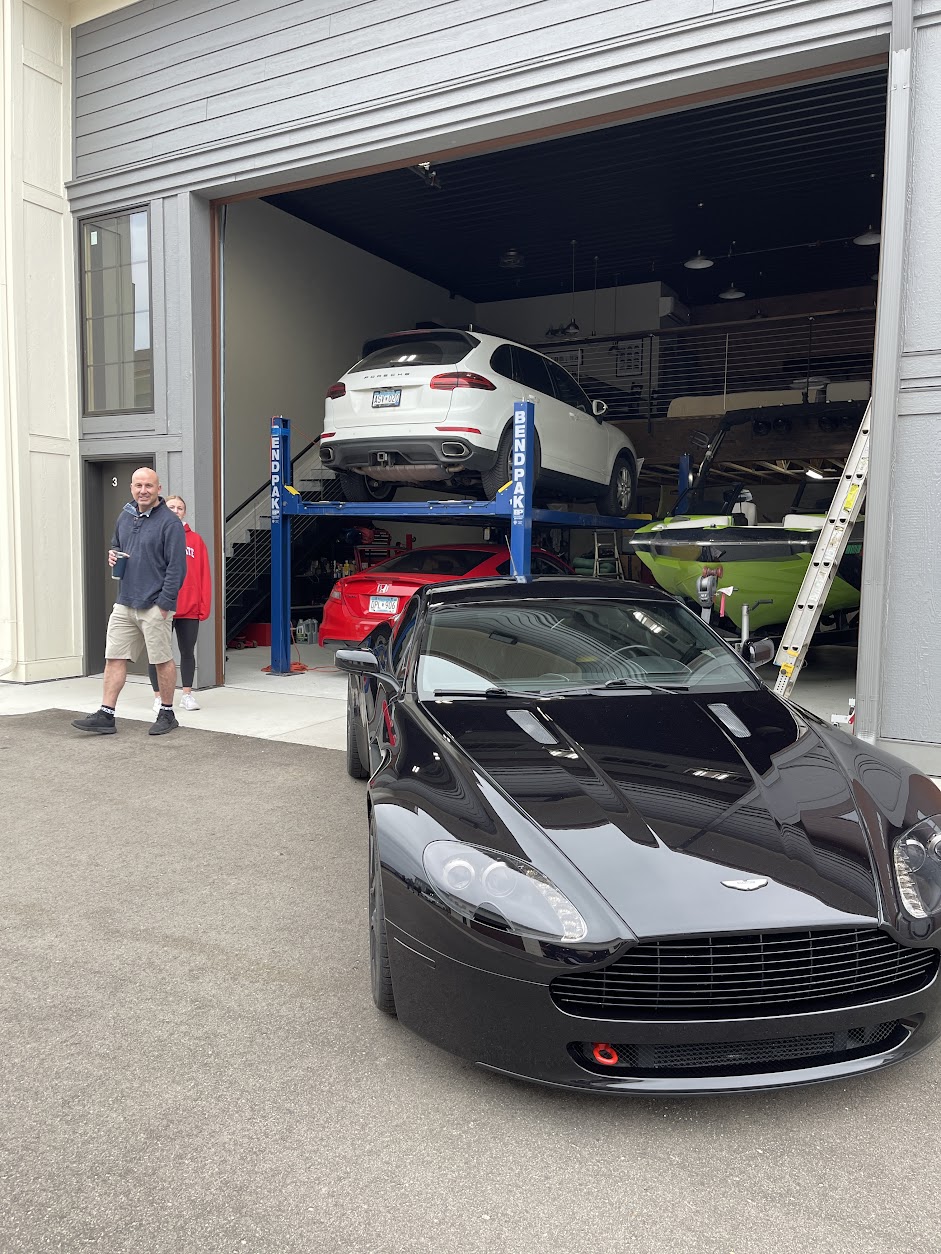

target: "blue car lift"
[268,402,643,674]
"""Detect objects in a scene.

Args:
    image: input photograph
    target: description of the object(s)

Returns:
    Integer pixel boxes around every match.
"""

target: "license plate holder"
[371,388,401,408]
[369,596,399,614]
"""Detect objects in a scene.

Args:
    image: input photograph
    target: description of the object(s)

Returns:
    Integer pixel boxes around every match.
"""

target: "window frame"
[79,205,155,418]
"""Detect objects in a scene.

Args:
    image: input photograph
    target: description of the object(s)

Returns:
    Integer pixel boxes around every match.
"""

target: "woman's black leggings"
[148,617,200,689]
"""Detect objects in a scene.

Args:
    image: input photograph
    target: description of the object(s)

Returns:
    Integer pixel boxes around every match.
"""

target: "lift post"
[267,404,640,675]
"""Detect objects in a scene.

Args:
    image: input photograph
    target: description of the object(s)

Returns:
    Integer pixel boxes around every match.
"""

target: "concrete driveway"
[2,709,939,1254]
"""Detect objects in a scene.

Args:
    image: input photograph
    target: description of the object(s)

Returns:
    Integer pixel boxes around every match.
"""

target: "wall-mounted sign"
[614,340,644,377]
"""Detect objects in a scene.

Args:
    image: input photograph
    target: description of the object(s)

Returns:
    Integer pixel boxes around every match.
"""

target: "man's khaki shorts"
[105,603,175,665]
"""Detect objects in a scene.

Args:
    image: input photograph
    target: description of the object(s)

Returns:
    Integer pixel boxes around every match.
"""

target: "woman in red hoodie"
[149,496,211,712]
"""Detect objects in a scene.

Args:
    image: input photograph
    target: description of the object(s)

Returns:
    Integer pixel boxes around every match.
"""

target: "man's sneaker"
[180,693,200,711]
[152,696,161,714]
[148,709,179,736]
[72,710,116,735]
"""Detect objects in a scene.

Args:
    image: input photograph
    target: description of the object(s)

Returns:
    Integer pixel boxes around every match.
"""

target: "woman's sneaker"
[180,693,200,711]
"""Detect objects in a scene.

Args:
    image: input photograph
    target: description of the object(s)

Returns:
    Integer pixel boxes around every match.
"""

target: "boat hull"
[631,521,863,631]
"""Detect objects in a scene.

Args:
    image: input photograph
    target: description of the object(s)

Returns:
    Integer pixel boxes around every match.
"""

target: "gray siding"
[72,0,892,193]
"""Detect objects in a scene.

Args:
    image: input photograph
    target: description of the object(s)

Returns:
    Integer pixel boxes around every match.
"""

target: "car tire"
[346,682,369,780]
[480,425,541,501]
[336,469,397,503]
[597,453,636,517]
[369,821,397,1016]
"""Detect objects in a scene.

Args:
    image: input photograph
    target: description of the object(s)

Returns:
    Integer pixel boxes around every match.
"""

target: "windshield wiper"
[432,687,536,699]
[597,678,687,694]
[537,679,686,696]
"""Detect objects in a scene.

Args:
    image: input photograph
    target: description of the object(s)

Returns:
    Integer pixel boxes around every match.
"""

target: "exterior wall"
[1,0,932,765]
[1,0,83,682]
[862,14,941,766]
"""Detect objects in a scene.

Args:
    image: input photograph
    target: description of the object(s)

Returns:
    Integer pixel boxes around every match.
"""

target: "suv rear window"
[351,333,476,372]
[374,549,493,576]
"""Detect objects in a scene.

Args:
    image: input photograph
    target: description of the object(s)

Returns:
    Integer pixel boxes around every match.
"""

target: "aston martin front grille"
[551,928,938,1020]
[570,1020,905,1077]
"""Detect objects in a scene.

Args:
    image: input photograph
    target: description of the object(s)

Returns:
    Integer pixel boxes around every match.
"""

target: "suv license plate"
[369,595,399,614]
[372,388,401,408]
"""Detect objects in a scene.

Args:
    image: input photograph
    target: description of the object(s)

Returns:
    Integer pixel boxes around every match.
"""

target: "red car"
[318,543,573,646]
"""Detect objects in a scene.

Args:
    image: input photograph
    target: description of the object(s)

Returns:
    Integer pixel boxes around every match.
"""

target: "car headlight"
[422,841,588,942]
[892,816,941,919]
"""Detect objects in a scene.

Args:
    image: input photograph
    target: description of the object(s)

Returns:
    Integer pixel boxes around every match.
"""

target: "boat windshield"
[417,599,760,697]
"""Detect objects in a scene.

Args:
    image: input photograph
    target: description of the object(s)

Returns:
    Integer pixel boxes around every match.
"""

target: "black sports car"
[337,577,941,1093]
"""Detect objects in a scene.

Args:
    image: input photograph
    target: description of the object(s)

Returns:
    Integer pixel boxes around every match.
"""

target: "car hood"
[426,688,887,939]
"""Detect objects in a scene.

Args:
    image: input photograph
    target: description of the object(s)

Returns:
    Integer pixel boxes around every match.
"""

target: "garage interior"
[220,64,886,697]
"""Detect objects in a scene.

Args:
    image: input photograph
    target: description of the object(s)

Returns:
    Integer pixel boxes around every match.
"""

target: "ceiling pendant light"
[684,250,714,270]
[498,247,525,269]
[564,239,580,337]
[853,226,881,246]
[719,282,745,300]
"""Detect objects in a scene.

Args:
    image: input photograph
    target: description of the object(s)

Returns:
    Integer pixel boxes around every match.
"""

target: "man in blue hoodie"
[73,467,187,737]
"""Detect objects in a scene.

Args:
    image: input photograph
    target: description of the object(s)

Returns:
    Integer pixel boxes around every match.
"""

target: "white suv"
[320,328,639,515]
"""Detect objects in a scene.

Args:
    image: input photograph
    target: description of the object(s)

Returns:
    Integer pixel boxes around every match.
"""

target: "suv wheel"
[597,454,636,517]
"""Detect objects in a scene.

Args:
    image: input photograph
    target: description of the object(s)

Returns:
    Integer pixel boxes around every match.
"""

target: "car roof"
[379,542,553,554]
[420,576,674,605]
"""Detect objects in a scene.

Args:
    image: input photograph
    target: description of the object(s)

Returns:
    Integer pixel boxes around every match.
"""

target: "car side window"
[496,554,567,576]
[490,344,514,382]
[390,596,421,677]
[513,347,555,398]
[545,359,590,412]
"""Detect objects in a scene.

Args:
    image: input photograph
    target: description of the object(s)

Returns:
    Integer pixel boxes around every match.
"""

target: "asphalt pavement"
[2,709,939,1254]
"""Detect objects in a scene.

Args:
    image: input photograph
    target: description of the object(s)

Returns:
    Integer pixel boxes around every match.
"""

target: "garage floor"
[3,707,941,1254]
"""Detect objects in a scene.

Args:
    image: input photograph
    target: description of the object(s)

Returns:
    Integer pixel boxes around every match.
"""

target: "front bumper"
[320,434,496,478]
[386,918,941,1094]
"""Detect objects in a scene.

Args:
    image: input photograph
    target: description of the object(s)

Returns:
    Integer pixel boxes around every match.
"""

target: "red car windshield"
[372,549,493,577]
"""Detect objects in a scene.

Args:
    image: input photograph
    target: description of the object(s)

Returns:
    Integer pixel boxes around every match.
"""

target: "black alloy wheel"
[336,469,397,503]
[346,681,369,780]
[597,453,636,517]
[369,821,396,1016]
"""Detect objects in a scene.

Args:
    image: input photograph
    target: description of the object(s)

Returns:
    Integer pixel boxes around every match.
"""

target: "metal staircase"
[224,440,346,642]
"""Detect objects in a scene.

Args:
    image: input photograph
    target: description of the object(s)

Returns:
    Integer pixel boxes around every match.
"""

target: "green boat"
[630,412,864,634]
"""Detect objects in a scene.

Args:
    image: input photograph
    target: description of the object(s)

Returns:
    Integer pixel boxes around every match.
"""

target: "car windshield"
[416,599,759,696]
[373,549,492,576]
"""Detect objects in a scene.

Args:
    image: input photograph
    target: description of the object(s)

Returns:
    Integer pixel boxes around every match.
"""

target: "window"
[390,595,422,676]
[351,333,474,372]
[375,549,492,576]
[489,344,514,381]
[512,347,555,397]
[81,209,153,414]
[545,359,590,412]
[416,599,759,696]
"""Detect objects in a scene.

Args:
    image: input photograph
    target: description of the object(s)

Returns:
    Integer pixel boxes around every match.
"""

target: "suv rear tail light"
[429,372,496,391]
[326,383,346,400]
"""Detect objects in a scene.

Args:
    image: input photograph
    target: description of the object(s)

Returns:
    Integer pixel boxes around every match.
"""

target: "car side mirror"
[592,399,608,419]
[743,638,775,668]
[335,648,381,675]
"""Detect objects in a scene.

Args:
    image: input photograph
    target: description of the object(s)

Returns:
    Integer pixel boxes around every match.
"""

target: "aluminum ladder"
[773,402,871,699]
[592,530,624,579]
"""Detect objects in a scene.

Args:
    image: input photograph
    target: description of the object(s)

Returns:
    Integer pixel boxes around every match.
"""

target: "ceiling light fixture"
[805,468,825,480]
[719,283,745,300]
[564,239,580,337]
[498,247,525,269]
[684,250,714,270]
[853,226,881,246]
